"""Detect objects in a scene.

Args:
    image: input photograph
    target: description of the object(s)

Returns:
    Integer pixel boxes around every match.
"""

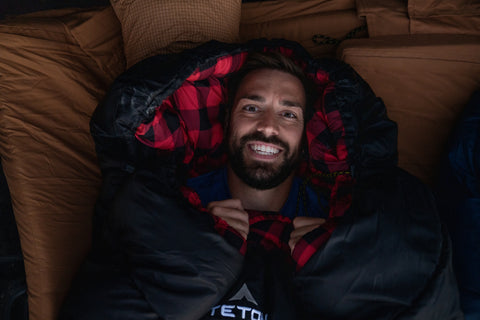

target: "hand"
[289,217,326,253]
[207,199,250,240]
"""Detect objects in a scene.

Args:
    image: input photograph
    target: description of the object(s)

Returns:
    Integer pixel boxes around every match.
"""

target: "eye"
[281,111,298,119]
[243,105,259,113]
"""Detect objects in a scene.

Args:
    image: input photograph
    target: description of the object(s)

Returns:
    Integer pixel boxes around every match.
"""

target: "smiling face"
[227,68,306,190]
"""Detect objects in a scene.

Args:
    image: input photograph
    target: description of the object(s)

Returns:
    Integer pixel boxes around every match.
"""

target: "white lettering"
[251,309,262,320]
[221,305,235,318]
[210,305,221,316]
[236,306,252,319]
[209,304,269,320]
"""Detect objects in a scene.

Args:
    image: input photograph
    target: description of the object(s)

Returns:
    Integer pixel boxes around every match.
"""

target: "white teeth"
[251,144,280,155]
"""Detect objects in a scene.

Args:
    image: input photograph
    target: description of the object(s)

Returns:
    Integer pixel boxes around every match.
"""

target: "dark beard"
[228,131,300,190]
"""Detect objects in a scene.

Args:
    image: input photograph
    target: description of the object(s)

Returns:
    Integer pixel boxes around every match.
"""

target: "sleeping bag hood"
[91,38,398,228]
[90,38,400,266]
[92,39,397,176]
[59,39,462,320]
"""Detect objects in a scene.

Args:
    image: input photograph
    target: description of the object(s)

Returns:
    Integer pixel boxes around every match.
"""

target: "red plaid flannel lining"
[140,48,353,270]
[181,172,352,270]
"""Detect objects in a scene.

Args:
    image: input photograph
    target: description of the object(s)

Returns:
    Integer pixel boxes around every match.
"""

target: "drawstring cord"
[312,25,368,46]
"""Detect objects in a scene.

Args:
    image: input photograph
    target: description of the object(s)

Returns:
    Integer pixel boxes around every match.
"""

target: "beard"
[228,131,301,190]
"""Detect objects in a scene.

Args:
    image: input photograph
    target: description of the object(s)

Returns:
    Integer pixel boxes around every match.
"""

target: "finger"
[292,216,326,229]
[289,235,300,253]
[208,205,249,221]
[289,224,323,253]
[223,218,249,239]
[214,213,249,240]
[207,198,244,211]
[208,206,249,240]
[290,224,321,240]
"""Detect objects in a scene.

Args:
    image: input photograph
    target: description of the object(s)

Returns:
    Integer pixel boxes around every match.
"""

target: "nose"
[257,110,279,137]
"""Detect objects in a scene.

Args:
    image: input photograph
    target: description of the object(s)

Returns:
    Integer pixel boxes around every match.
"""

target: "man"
[60,40,463,320]
[187,52,326,251]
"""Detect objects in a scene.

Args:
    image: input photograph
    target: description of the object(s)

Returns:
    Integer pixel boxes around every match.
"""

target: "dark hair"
[225,51,316,122]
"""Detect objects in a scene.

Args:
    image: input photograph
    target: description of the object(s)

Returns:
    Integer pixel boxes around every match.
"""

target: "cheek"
[285,125,304,147]
[230,118,255,139]
[227,123,245,149]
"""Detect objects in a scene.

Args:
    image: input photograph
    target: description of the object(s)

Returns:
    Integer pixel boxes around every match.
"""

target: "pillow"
[408,0,480,18]
[240,0,366,58]
[338,34,480,185]
[356,0,410,37]
[357,0,480,37]
[110,0,242,68]
[407,0,480,35]
[0,6,124,320]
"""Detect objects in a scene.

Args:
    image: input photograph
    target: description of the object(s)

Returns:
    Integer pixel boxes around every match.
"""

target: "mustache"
[238,131,289,151]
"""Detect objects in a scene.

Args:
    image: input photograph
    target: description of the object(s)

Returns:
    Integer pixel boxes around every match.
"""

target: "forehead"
[234,68,306,106]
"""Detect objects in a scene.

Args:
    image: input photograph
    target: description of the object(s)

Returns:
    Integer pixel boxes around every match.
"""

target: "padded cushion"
[110,0,242,68]
[408,0,480,35]
[356,0,410,36]
[338,34,480,185]
[357,0,480,37]
[0,7,125,320]
[240,0,366,57]
[408,0,480,18]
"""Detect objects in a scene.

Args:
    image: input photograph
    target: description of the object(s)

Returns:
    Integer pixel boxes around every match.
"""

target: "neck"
[227,166,294,212]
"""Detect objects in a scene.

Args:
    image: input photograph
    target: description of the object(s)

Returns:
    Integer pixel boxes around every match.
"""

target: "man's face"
[228,68,306,190]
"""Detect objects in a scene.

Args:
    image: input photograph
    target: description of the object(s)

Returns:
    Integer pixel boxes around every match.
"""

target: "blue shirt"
[186,167,328,219]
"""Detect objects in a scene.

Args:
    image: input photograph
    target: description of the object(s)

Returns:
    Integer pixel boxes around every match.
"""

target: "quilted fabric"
[0,7,124,320]
[110,0,242,67]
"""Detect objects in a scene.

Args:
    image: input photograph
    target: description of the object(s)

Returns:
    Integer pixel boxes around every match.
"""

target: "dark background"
[0,0,109,18]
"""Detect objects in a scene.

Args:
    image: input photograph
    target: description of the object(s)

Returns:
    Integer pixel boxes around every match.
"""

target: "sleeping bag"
[59,39,463,320]
[436,90,480,320]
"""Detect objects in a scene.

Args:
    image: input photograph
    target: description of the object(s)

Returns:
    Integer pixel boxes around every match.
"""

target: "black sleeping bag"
[59,39,463,320]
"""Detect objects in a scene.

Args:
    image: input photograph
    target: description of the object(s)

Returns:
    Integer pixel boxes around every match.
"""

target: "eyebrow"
[239,94,304,110]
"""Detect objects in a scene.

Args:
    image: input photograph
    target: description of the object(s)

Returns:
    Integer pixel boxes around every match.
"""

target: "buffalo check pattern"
[140,46,353,271]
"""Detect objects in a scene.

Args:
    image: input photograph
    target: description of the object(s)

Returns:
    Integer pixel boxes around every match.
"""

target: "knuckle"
[210,206,222,216]
[233,199,243,208]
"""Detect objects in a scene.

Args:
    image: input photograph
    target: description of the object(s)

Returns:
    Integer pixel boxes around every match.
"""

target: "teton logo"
[208,283,269,319]
[229,284,258,306]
